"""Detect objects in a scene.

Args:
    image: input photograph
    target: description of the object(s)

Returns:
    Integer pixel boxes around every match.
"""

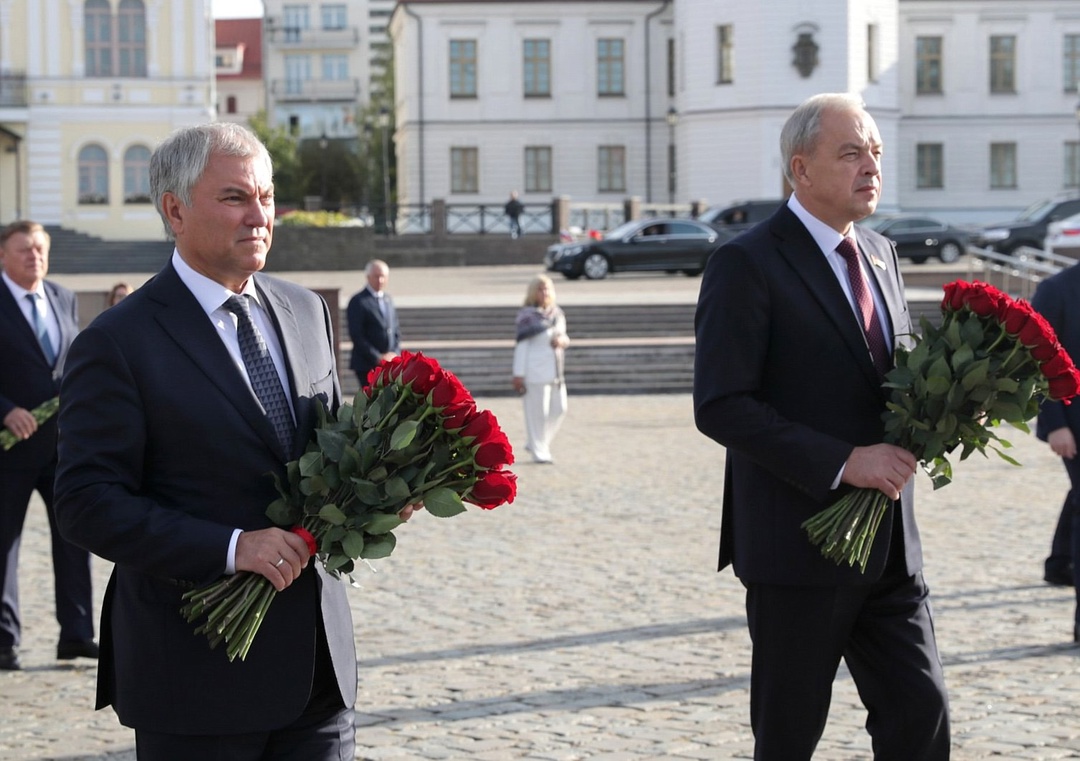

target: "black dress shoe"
[57,641,99,660]
[0,647,21,671]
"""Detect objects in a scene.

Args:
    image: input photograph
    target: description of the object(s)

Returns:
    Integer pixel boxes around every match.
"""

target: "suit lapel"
[770,208,887,391]
[149,265,286,459]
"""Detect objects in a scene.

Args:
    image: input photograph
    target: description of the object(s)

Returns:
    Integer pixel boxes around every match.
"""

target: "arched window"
[78,144,109,205]
[117,0,147,77]
[85,0,112,77]
[123,145,151,203]
[85,0,147,78]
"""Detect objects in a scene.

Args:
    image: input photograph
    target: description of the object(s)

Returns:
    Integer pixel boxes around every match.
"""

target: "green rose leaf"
[390,420,421,451]
[384,475,412,499]
[299,451,324,477]
[318,503,349,525]
[315,429,350,462]
[360,533,397,559]
[364,513,403,534]
[341,530,366,559]
[424,486,467,518]
[265,497,297,526]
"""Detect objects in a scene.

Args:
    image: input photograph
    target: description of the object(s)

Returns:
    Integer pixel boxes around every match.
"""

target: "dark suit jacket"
[346,287,400,383]
[54,263,355,735]
[1034,263,1080,441]
[0,279,78,472]
[693,205,920,585]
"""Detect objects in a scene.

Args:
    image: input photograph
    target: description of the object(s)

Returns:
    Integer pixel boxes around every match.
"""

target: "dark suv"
[971,196,1080,255]
[697,199,785,232]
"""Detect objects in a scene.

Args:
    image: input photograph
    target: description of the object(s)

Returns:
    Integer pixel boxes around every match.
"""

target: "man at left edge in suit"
[0,220,97,671]
[54,123,415,759]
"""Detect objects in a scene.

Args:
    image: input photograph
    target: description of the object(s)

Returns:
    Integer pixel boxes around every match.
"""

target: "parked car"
[861,214,969,264]
[1045,211,1080,258]
[544,218,729,280]
[970,195,1080,255]
[697,198,785,233]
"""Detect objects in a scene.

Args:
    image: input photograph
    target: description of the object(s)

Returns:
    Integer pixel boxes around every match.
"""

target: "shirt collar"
[787,194,849,258]
[172,249,262,317]
[2,270,45,301]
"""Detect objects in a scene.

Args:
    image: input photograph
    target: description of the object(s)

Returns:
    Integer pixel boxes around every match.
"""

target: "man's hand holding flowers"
[842,443,917,502]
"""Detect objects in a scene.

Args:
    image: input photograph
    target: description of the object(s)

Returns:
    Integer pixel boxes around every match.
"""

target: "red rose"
[942,280,972,311]
[399,352,442,394]
[441,399,476,430]
[964,281,1005,317]
[1000,298,1036,336]
[430,370,472,409]
[466,468,517,509]
[1018,310,1057,351]
[475,427,514,468]
[460,409,497,441]
[1040,352,1074,379]
[1049,367,1080,401]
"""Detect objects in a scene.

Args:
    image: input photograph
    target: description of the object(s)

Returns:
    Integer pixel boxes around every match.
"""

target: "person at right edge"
[1032,263,1080,639]
[693,93,950,760]
[512,274,568,464]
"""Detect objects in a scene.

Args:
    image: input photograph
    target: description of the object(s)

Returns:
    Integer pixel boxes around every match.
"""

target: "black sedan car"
[544,218,728,280]
[861,214,969,264]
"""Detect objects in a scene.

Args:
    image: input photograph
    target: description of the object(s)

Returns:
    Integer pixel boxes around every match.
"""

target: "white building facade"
[391,0,1080,224]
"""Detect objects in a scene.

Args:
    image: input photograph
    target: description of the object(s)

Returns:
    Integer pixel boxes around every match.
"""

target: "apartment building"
[216,17,265,124]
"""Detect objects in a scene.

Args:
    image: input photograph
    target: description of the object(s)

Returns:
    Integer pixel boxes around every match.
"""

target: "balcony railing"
[267,26,360,47]
[269,78,361,101]
[0,74,28,107]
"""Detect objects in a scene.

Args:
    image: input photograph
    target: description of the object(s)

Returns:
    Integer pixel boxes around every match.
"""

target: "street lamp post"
[666,107,678,205]
[318,133,328,209]
[378,107,391,234]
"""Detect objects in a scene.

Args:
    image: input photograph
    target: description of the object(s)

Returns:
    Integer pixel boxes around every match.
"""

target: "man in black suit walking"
[694,93,950,759]
[55,123,361,759]
[347,259,400,387]
[0,220,96,671]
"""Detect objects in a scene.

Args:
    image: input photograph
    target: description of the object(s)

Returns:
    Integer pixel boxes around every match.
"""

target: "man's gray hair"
[365,259,389,275]
[780,93,867,186]
[149,122,272,239]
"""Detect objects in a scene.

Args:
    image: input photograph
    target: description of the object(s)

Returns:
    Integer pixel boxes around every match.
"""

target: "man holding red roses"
[1032,264,1080,637]
[694,93,950,759]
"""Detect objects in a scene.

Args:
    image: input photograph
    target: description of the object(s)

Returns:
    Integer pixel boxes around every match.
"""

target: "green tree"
[247,111,302,205]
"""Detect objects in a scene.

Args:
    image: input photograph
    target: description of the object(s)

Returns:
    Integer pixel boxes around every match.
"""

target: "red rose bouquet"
[181,351,517,661]
[803,280,1080,572]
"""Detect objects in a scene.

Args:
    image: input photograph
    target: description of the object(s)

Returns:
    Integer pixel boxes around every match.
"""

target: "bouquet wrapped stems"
[802,490,890,572]
[0,396,59,451]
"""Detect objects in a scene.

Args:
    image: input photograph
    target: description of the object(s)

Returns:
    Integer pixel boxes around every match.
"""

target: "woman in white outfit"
[512,275,569,464]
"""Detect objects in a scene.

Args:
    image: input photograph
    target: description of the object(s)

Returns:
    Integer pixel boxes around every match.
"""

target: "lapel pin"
[870,256,886,270]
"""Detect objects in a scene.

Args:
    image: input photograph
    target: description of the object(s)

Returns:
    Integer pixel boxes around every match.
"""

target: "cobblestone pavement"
[8,264,1079,760]
[4,394,1079,760]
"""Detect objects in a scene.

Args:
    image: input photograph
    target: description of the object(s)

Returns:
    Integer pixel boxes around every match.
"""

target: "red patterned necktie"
[836,237,891,376]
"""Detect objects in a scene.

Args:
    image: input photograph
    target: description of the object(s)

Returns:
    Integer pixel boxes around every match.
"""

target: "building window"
[598,145,626,192]
[916,143,944,189]
[1066,141,1080,188]
[283,4,310,41]
[916,36,942,94]
[285,55,311,95]
[321,4,347,31]
[717,25,733,85]
[450,40,477,98]
[525,146,552,193]
[117,0,146,77]
[85,0,112,76]
[597,38,624,96]
[990,142,1017,188]
[123,145,151,203]
[78,144,109,204]
[523,39,550,97]
[226,95,237,114]
[990,35,1016,93]
[867,24,878,83]
[1066,35,1080,93]
[451,147,479,193]
[85,0,146,77]
[322,54,348,80]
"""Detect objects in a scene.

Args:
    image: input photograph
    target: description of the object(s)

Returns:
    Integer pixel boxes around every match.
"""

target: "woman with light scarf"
[512,275,569,464]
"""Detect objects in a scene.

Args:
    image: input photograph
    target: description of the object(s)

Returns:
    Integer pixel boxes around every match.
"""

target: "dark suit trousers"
[744,523,950,761]
[0,462,94,648]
